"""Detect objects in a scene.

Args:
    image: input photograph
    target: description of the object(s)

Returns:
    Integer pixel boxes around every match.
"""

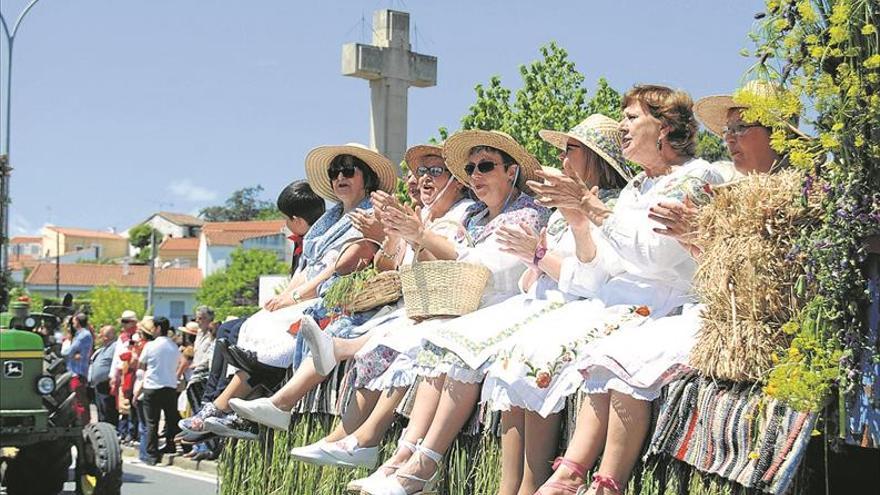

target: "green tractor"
[0,297,122,495]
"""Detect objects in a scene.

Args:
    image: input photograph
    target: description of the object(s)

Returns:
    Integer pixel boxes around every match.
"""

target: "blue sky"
[2,0,764,236]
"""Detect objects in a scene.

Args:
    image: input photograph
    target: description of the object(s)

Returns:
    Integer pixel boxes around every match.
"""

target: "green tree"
[456,42,623,169]
[196,248,287,311]
[200,185,275,222]
[128,223,161,263]
[89,284,144,328]
[695,130,730,162]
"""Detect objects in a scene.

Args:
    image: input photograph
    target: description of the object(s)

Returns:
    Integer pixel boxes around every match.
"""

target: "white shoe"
[290,436,378,468]
[229,397,290,431]
[300,315,337,376]
[350,434,419,493]
[361,444,443,495]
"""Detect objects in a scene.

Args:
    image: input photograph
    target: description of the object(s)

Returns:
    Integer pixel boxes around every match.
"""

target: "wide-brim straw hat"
[304,143,397,202]
[178,321,199,336]
[443,130,541,194]
[694,80,808,139]
[119,309,137,322]
[138,318,157,337]
[538,114,632,182]
[404,144,445,176]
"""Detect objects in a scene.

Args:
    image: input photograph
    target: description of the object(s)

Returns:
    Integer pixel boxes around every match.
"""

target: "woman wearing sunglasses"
[227,143,475,448]
[180,143,396,439]
[350,130,551,495]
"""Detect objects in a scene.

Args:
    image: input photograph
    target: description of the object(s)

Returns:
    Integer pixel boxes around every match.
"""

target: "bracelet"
[291,291,303,304]
[380,245,401,261]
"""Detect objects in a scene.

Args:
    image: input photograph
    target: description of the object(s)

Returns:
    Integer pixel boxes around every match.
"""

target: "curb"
[121,444,218,475]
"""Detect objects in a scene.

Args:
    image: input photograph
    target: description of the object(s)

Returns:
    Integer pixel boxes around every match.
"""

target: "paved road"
[60,459,218,495]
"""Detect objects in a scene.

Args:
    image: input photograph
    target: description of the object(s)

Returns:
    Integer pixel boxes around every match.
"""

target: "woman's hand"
[649,199,702,256]
[383,203,425,246]
[350,209,385,242]
[527,170,611,227]
[263,294,294,312]
[370,190,401,219]
[497,221,546,267]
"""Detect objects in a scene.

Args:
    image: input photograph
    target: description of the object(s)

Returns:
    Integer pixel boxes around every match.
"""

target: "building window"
[170,301,185,320]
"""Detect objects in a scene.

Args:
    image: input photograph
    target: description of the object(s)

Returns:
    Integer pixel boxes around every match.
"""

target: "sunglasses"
[464,160,501,176]
[416,165,446,178]
[328,164,357,181]
[722,123,763,137]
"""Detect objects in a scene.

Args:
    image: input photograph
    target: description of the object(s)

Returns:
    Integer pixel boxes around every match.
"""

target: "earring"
[656,138,663,151]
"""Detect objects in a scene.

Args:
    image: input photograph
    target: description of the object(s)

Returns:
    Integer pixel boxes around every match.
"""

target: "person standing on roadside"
[89,325,118,425]
[136,316,182,465]
[61,312,94,424]
[110,309,140,440]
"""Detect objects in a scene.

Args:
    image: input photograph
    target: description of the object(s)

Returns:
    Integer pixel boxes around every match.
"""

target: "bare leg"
[539,393,610,494]
[395,378,481,493]
[499,408,525,495]
[268,359,328,411]
[352,387,408,447]
[586,392,651,494]
[321,388,382,443]
[519,411,561,495]
[372,376,444,473]
[333,333,374,361]
[212,371,251,411]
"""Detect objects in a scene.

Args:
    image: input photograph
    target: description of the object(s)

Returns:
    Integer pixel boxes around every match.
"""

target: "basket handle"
[411,218,474,263]
[333,237,382,273]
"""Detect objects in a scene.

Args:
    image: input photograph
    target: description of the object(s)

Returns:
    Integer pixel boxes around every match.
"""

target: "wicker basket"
[333,238,402,313]
[399,219,491,320]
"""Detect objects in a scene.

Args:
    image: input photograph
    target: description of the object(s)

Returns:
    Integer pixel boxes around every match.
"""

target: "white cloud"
[167,179,219,202]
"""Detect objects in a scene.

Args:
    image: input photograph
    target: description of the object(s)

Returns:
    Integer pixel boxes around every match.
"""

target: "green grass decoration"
[323,267,380,313]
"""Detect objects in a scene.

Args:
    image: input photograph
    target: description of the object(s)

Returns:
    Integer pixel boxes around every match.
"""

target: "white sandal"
[347,434,419,493]
[361,443,442,495]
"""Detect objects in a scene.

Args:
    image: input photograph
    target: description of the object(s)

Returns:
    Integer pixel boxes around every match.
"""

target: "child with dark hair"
[275,180,326,274]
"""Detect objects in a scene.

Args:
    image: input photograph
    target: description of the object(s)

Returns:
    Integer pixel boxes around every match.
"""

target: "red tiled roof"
[202,220,285,247]
[46,226,125,240]
[159,237,199,252]
[25,263,202,289]
[9,254,39,271]
[10,236,41,244]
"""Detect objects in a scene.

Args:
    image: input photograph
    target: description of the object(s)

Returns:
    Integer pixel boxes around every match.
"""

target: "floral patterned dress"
[479,159,734,416]
[355,194,550,390]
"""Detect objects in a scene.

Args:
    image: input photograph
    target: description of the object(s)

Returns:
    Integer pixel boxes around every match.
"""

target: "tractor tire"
[77,422,123,495]
[4,439,72,495]
[45,371,76,427]
[45,350,67,375]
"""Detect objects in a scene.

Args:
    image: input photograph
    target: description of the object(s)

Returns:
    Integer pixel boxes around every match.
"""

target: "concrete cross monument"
[342,10,437,169]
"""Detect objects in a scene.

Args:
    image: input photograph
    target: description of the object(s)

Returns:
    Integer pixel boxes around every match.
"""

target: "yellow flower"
[864,55,880,70]
[862,24,877,35]
[820,133,840,150]
[796,1,818,23]
[748,451,760,460]
[855,135,865,148]
[829,26,847,45]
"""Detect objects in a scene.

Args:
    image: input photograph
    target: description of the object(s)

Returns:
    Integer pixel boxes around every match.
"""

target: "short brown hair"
[623,84,698,157]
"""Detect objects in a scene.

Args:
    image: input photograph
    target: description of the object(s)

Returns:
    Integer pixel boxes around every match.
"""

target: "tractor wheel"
[76,422,123,495]
[44,370,77,427]
[45,350,67,375]
[4,439,72,495]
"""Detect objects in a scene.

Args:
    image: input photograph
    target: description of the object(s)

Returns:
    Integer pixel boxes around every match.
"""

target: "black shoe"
[176,430,215,444]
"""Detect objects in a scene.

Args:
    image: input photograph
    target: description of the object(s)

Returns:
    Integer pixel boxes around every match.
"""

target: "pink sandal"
[534,457,589,494]
[589,474,624,494]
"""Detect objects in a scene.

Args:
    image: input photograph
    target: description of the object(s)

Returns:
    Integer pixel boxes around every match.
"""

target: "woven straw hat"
[178,321,200,336]
[304,143,396,202]
[695,80,807,138]
[404,144,445,176]
[538,114,632,182]
[443,130,541,194]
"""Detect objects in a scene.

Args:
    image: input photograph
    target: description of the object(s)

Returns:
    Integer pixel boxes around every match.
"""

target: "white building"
[198,220,291,277]
[138,211,205,239]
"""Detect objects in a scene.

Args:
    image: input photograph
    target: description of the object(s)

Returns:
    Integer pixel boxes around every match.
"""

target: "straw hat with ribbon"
[178,321,200,336]
[443,130,542,194]
[304,143,397,202]
[404,144,445,176]
[694,80,808,138]
[538,114,632,182]
[137,317,158,338]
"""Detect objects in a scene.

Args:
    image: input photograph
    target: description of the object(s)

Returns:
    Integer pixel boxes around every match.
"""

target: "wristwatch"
[532,245,547,266]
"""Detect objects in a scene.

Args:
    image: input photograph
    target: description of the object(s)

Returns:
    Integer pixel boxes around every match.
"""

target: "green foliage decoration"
[742,0,880,426]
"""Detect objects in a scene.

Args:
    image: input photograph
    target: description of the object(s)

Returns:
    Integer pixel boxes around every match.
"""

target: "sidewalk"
[120,443,219,476]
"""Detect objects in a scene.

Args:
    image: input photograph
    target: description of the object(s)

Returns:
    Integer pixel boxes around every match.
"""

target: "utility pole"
[146,229,156,313]
[0,0,45,309]
[54,231,59,298]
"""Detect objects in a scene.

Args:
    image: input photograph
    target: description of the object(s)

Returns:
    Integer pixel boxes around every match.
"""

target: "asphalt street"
[60,459,218,495]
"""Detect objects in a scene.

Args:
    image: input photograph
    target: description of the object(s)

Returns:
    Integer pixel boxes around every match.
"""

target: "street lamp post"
[0,0,44,308]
